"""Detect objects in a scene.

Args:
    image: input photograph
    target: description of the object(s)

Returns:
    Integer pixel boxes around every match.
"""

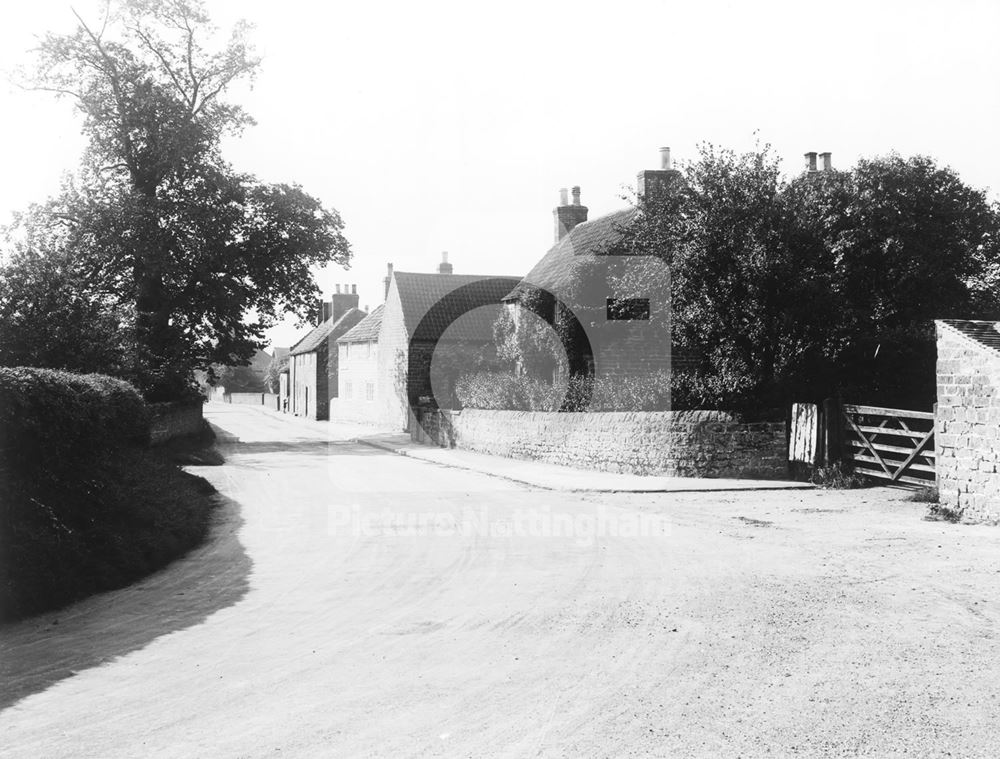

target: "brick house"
[332,256,519,430]
[288,285,366,420]
[502,150,682,388]
[935,319,1000,522]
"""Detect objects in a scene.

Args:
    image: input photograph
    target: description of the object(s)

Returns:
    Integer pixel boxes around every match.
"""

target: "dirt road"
[2,405,1000,757]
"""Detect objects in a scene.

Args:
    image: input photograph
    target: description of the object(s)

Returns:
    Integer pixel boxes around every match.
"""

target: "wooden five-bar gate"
[789,400,936,488]
[840,403,936,487]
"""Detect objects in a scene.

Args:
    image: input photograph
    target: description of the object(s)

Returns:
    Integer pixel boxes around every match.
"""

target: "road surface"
[2,404,1000,757]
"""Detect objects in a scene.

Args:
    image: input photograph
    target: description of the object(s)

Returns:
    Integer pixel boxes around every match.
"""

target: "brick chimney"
[553,186,588,242]
[384,262,394,300]
[317,297,331,325]
[804,151,818,173]
[819,151,833,171]
[637,147,681,198]
[331,283,359,322]
[438,251,453,274]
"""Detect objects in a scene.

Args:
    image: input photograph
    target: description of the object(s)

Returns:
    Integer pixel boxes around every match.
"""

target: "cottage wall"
[375,280,411,430]
[291,351,317,419]
[330,340,380,423]
[935,323,1000,522]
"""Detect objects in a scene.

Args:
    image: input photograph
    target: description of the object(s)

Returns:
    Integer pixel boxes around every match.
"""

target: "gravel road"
[2,404,999,757]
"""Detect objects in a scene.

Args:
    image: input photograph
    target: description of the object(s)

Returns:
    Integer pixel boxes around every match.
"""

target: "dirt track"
[2,405,1000,757]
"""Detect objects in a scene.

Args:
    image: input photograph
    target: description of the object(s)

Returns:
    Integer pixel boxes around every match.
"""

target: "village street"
[2,405,1000,757]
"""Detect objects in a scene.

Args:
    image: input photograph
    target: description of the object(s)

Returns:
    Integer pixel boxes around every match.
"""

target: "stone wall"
[414,408,787,479]
[148,401,203,445]
[935,322,1000,522]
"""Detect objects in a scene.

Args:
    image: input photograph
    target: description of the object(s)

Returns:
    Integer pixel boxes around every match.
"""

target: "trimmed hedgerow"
[0,368,215,622]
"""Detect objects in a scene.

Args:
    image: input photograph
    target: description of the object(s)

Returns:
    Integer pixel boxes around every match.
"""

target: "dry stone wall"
[415,408,787,479]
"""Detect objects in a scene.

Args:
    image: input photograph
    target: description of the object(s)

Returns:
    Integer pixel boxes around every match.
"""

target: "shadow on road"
[0,494,252,713]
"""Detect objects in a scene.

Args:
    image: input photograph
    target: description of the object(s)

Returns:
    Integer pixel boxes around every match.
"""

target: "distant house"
[332,256,520,430]
[331,305,383,423]
[502,150,682,386]
[288,285,366,420]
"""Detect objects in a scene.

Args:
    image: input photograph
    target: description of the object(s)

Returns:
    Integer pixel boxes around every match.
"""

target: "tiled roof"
[393,272,522,341]
[505,208,636,302]
[290,308,366,356]
[338,305,384,343]
[940,319,1000,354]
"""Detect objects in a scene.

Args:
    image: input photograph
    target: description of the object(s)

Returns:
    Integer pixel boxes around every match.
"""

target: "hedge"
[0,368,214,621]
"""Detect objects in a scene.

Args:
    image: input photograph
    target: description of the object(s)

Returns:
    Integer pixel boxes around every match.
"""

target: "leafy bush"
[810,462,870,489]
[456,370,674,412]
[455,371,564,411]
[0,367,215,621]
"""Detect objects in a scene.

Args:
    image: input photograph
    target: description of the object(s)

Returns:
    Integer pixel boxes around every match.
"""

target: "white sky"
[2,0,999,348]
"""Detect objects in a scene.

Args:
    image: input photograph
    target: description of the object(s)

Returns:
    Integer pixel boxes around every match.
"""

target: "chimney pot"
[819,151,833,171]
[805,151,818,172]
[559,187,569,206]
[571,186,581,206]
[351,284,357,295]
[384,262,394,300]
[438,250,454,275]
[335,284,341,294]
[660,147,671,170]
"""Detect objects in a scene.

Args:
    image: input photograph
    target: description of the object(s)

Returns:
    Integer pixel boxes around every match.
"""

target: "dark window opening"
[607,297,650,321]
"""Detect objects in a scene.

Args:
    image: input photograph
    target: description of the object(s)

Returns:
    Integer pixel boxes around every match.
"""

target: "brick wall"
[414,408,787,478]
[935,322,1000,522]
[148,401,203,445]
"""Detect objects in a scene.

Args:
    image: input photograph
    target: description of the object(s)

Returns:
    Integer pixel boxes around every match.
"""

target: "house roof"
[338,304,384,343]
[392,272,522,342]
[505,208,636,302]
[289,307,366,356]
[940,319,1000,355]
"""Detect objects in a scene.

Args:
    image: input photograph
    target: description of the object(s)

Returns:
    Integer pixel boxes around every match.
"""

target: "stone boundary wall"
[414,408,787,479]
[148,401,203,445]
[935,322,1000,523]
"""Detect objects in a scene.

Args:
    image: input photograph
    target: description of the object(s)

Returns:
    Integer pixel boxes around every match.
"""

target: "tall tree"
[6,0,350,399]
[618,144,1000,410]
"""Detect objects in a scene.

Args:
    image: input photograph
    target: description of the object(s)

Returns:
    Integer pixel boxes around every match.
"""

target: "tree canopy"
[617,144,1000,411]
[1,0,351,400]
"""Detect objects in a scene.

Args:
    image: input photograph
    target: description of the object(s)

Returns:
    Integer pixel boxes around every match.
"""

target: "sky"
[2,0,999,348]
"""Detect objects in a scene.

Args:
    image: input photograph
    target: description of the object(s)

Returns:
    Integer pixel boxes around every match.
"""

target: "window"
[365,382,374,401]
[345,381,352,399]
[607,297,650,321]
[366,340,373,358]
[345,343,351,359]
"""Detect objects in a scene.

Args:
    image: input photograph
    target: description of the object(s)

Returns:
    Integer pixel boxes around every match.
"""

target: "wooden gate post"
[821,397,843,467]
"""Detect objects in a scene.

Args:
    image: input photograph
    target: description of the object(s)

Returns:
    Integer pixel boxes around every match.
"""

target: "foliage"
[492,300,568,380]
[809,462,870,489]
[428,342,499,408]
[264,353,289,393]
[0,367,215,621]
[0,367,149,482]
[455,369,675,412]
[5,0,351,400]
[0,244,131,375]
[215,363,265,393]
[908,486,940,504]
[454,371,564,412]
[615,143,1000,410]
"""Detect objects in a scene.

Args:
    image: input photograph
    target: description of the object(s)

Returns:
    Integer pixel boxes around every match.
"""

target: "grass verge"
[0,434,221,623]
